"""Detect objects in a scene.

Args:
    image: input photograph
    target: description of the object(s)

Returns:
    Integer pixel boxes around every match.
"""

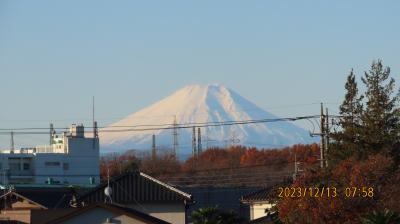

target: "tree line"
[100,143,320,180]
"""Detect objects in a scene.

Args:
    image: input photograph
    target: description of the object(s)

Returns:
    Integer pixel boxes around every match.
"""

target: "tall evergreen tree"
[332,69,364,159]
[360,60,399,158]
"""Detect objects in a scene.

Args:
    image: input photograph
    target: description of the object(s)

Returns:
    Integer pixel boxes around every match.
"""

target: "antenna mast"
[93,96,98,137]
[50,123,55,145]
[92,96,98,149]
[10,131,14,153]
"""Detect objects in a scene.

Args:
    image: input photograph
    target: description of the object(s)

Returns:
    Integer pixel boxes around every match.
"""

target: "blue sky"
[0,0,399,147]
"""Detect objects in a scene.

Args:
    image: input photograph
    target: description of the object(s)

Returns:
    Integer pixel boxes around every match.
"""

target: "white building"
[0,124,100,185]
[240,188,276,222]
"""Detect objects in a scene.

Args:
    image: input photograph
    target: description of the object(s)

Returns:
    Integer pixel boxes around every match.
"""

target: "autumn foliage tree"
[277,154,394,224]
[181,144,319,173]
[100,152,140,181]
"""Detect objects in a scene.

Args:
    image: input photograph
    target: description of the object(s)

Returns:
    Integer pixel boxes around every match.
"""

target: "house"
[240,188,276,222]
[0,188,171,224]
[31,203,171,224]
[0,124,100,185]
[0,172,191,224]
[76,172,193,224]
[0,186,78,223]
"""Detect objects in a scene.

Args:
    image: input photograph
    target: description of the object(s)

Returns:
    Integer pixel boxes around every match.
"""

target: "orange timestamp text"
[277,186,374,198]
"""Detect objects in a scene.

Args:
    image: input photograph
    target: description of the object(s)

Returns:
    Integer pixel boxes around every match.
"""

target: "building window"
[63,163,69,170]
[23,163,30,170]
[45,162,60,167]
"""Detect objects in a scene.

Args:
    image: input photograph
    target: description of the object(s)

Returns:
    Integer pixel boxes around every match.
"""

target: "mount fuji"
[100,84,316,156]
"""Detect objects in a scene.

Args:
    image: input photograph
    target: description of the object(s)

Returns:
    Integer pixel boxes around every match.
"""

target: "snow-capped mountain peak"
[100,84,315,156]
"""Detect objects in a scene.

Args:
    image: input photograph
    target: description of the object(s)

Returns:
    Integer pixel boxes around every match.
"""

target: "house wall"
[128,202,185,224]
[0,209,31,224]
[61,208,147,224]
[250,202,273,220]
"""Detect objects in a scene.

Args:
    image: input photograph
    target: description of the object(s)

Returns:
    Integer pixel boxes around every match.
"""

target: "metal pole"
[320,103,325,168]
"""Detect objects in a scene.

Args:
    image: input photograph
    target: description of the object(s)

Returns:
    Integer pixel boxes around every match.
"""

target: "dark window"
[23,163,30,170]
[63,163,69,170]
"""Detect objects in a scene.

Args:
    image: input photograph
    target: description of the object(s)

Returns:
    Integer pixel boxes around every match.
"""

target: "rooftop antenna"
[10,131,14,153]
[104,167,112,203]
[92,96,95,130]
[92,96,98,149]
[50,123,55,145]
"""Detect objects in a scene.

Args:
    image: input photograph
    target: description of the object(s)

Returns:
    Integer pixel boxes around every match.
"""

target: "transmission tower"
[197,127,202,155]
[172,116,179,157]
[229,130,240,147]
[152,134,156,160]
[192,126,197,157]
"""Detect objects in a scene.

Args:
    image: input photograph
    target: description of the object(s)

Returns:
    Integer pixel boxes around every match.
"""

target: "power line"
[0,115,331,134]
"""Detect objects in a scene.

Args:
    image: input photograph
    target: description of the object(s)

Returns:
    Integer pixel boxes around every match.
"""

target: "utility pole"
[311,103,327,168]
[320,103,325,168]
[293,152,303,180]
[152,134,156,160]
[293,153,298,180]
[325,108,329,168]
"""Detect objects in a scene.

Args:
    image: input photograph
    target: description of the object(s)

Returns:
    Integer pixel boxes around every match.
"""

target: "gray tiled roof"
[240,188,272,203]
[77,172,192,204]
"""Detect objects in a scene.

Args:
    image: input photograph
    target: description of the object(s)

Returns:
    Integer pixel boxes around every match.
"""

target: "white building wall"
[33,137,100,185]
[0,129,100,186]
[250,202,274,220]
[128,202,186,224]
[61,208,148,224]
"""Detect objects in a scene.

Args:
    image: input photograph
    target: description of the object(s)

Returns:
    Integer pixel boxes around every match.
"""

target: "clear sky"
[0,0,399,148]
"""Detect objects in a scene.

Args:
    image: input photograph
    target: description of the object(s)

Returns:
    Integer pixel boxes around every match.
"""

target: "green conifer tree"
[332,69,364,160]
[360,60,399,158]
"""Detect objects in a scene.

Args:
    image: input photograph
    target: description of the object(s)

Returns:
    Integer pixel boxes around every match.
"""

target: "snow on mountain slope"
[100,84,316,155]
